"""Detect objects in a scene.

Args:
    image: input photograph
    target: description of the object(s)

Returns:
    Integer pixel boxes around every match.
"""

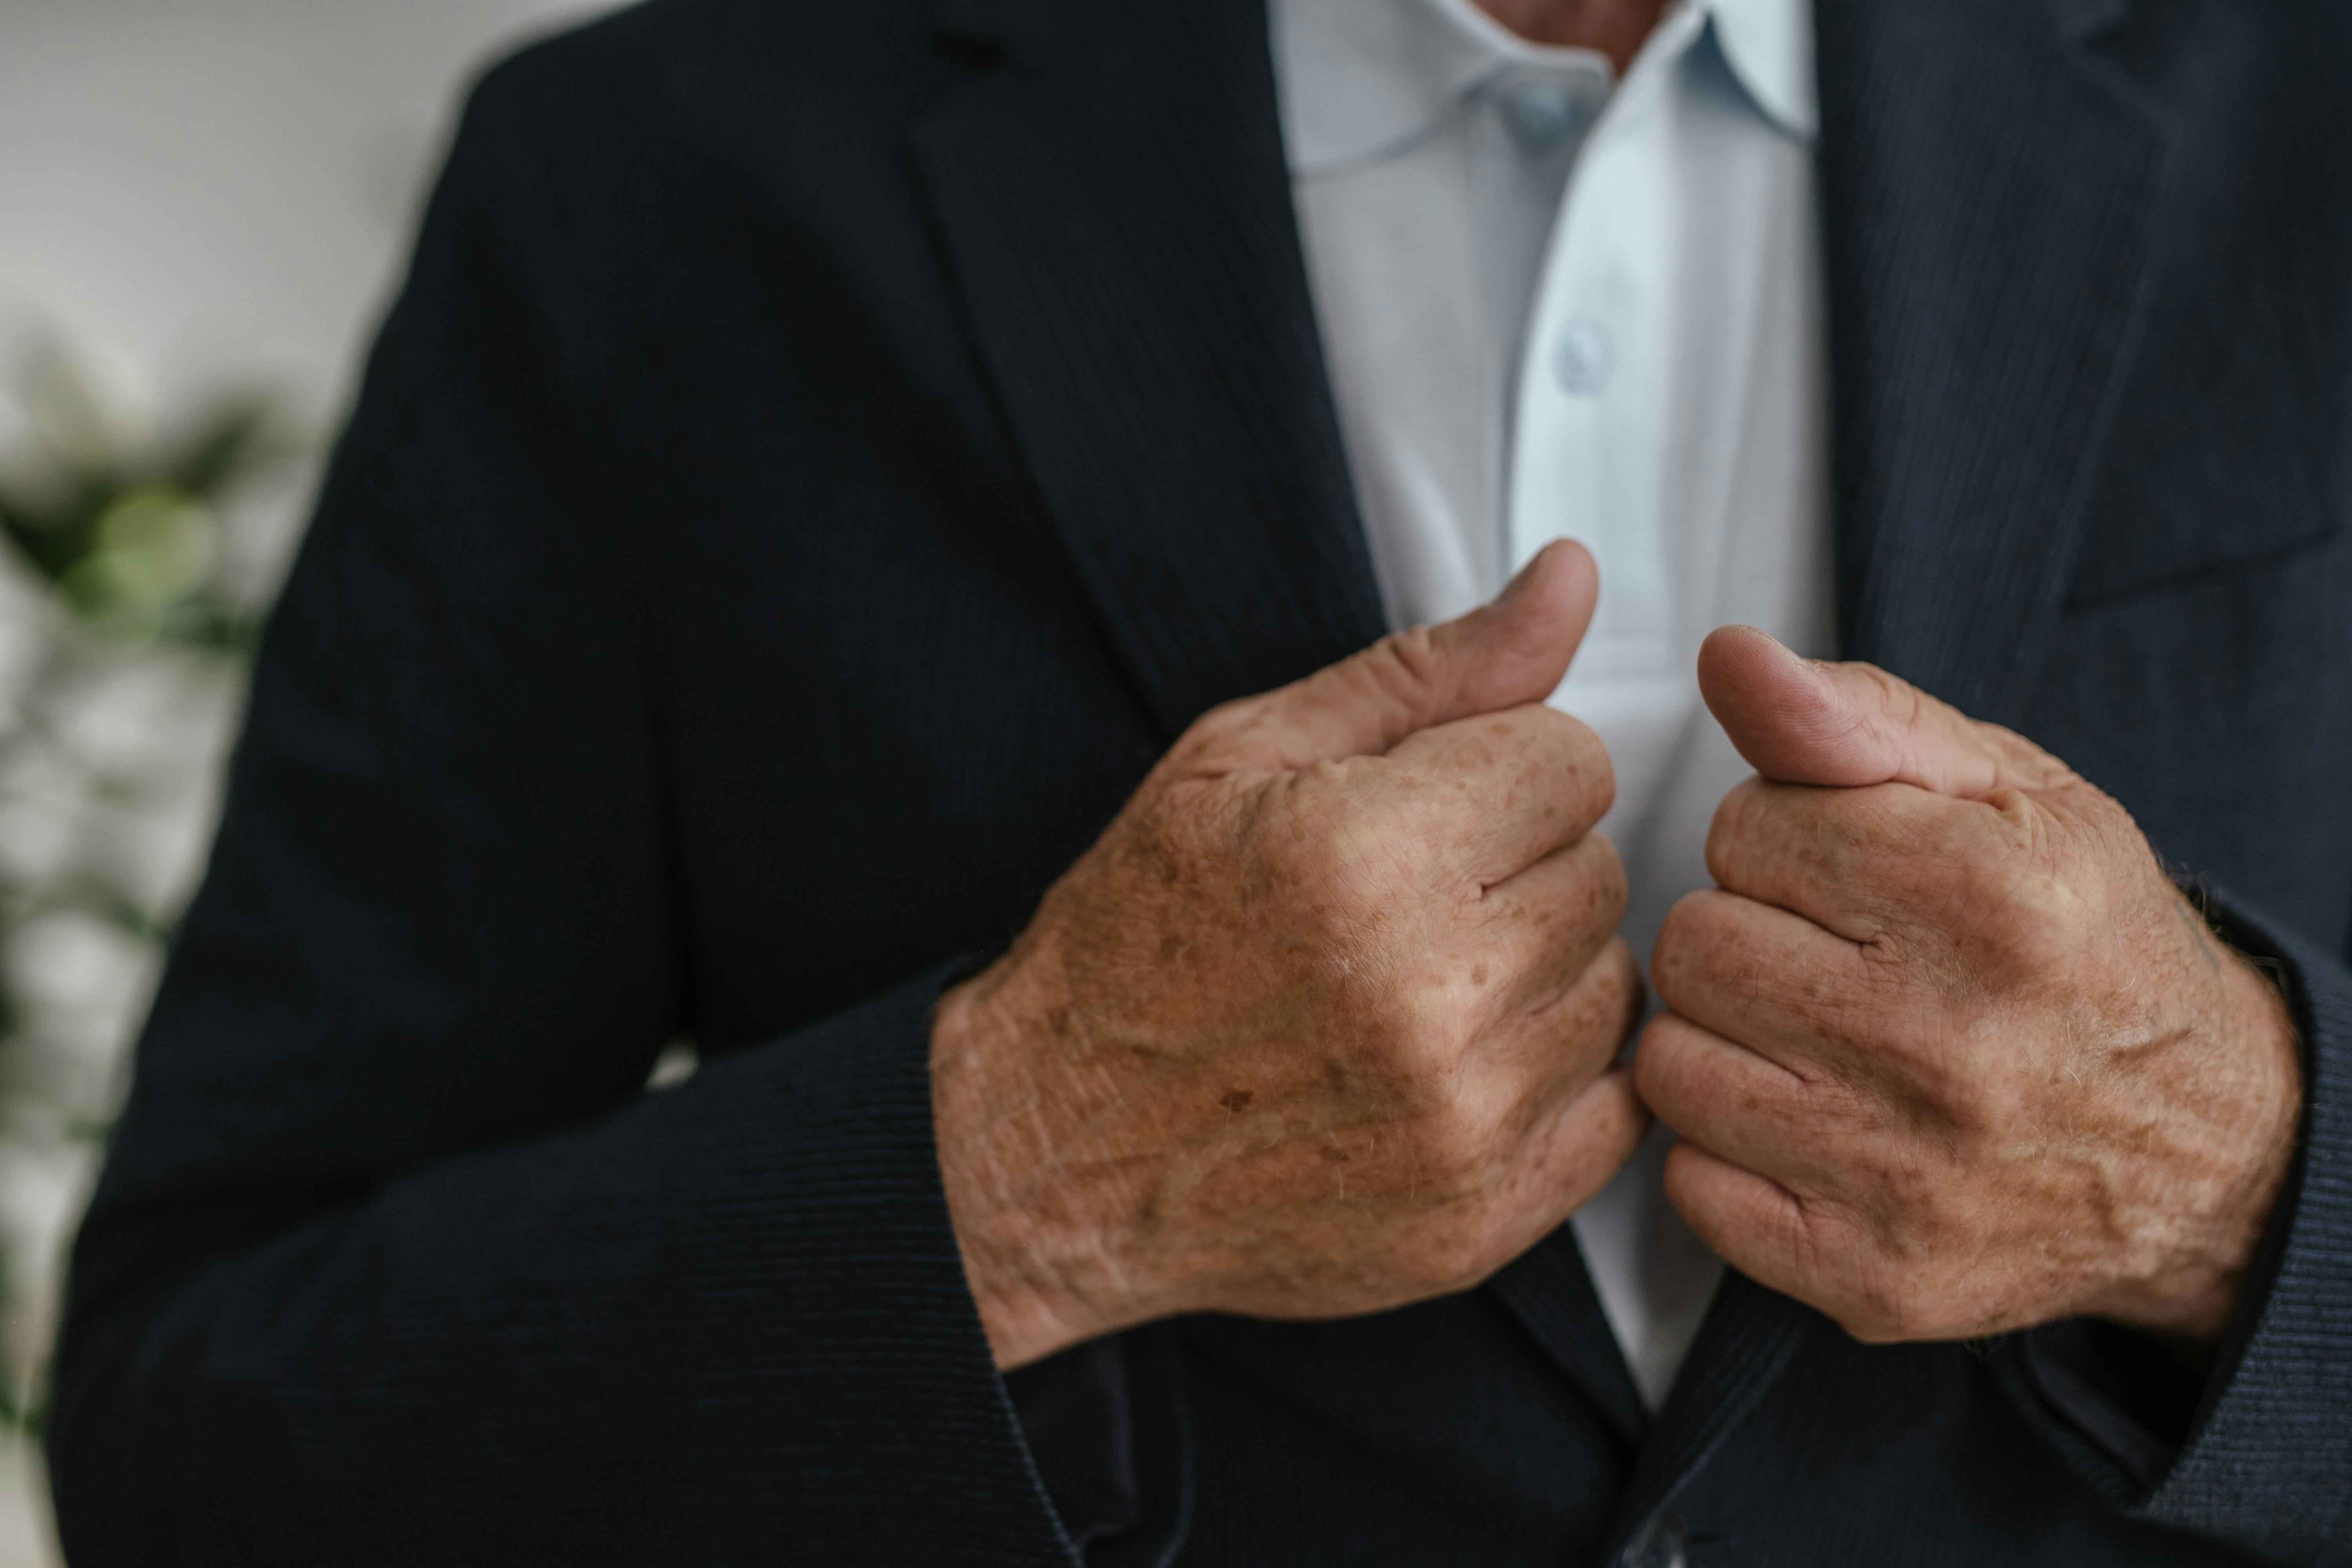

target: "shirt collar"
[1274,0,1817,175]
[1709,0,1818,140]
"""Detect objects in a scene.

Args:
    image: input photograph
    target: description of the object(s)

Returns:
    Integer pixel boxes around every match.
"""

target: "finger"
[1702,774,1996,943]
[1633,1010,1834,1188]
[1660,1139,1823,1310]
[1649,887,1897,1080]
[1697,626,2072,800]
[1473,835,1628,1016]
[1492,935,1646,1111]
[1382,703,1616,884]
[1188,541,1599,773]
[1506,1066,1650,1236]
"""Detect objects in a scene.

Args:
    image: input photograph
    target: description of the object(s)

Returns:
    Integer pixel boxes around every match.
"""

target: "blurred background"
[0,2,614,1558]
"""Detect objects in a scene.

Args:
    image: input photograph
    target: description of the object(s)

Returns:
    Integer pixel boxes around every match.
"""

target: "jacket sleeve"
[1993,890,2352,1566]
[44,58,1075,1568]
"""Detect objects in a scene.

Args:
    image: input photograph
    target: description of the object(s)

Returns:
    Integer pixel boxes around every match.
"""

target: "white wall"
[0,5,619,1561]
[0,0,616,426]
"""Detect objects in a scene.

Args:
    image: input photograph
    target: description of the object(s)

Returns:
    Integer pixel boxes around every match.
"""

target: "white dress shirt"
[1272,0,1837,1410]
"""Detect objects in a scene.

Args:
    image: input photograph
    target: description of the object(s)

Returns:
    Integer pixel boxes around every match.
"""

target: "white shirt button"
[1498,76,1582,149]
[1552,317,1613,393]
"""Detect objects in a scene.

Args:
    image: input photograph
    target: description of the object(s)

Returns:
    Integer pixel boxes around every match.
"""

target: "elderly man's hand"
[931,543,1648,1370]
[1638,627,2303,1345]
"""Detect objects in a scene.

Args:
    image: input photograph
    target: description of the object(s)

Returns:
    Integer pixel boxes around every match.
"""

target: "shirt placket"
[1507,8,1705,750]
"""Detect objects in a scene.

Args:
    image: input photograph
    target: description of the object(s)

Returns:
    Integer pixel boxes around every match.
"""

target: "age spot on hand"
[1220,1089,1256,1114]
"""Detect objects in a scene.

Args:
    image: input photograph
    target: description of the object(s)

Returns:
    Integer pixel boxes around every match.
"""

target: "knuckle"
[1426,1091,1494,1164]
[1359,626,1446,710]
[1632,1027,1682,1110]
[1868,664,1926,726]
[1537,837,1628,952]
[1709,779,1875,906]
[1651,894,1712,990]
[1579,834,1630,921]
[1384,982,1475,1078]
[1988,887,2077,973]
[1593,939,1644,1025]
[1604,932,1643,995]
[1703,776,1766,884]
[1262,795,1389,924]
[1541,940,1639,1056]
[1920,1057,2009,1137]
[1345,987,1468,1107]
[1535,708,1617,822]
[1181,695,1262,754]
[1406,1088,1500,1185]
[1935,807,2077,955]
[1988,722,2078,791]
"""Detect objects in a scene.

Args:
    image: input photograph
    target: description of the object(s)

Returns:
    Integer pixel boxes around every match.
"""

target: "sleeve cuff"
[1994,888,2352,1560]
[938,951,1194,1567]
[1004,1327,1192,1568]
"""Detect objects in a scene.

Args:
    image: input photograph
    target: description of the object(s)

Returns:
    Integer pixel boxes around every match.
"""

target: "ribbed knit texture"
[58,949,1081,1567]
[2140,909,2352,1561]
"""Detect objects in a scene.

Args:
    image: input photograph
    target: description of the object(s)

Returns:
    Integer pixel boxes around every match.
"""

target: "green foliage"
[0,341,290,1433]
[0,346,276,650]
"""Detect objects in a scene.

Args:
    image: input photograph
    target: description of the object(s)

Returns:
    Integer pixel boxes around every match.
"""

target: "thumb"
[1198,540,1600,771]
[1696,625,2071,800]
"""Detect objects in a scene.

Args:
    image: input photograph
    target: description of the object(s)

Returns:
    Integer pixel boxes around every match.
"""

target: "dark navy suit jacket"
[47,0,2352,1563]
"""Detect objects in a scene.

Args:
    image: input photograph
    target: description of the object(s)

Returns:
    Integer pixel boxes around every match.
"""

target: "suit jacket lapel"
[1609,1275,1819,1542]
[1493,1226,1651,1446]
[1824,0,2171,722]
[1605,0,2174,1547]
[910,0,1385,739]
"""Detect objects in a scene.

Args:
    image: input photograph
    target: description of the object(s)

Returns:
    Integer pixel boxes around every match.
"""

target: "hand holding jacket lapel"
[913,0,1660,1446]
[1601,0,2174,1549]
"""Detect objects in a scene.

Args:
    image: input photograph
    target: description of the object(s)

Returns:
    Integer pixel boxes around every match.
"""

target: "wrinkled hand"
[1638,628,2302,1345]
[933,543,1648,1370]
